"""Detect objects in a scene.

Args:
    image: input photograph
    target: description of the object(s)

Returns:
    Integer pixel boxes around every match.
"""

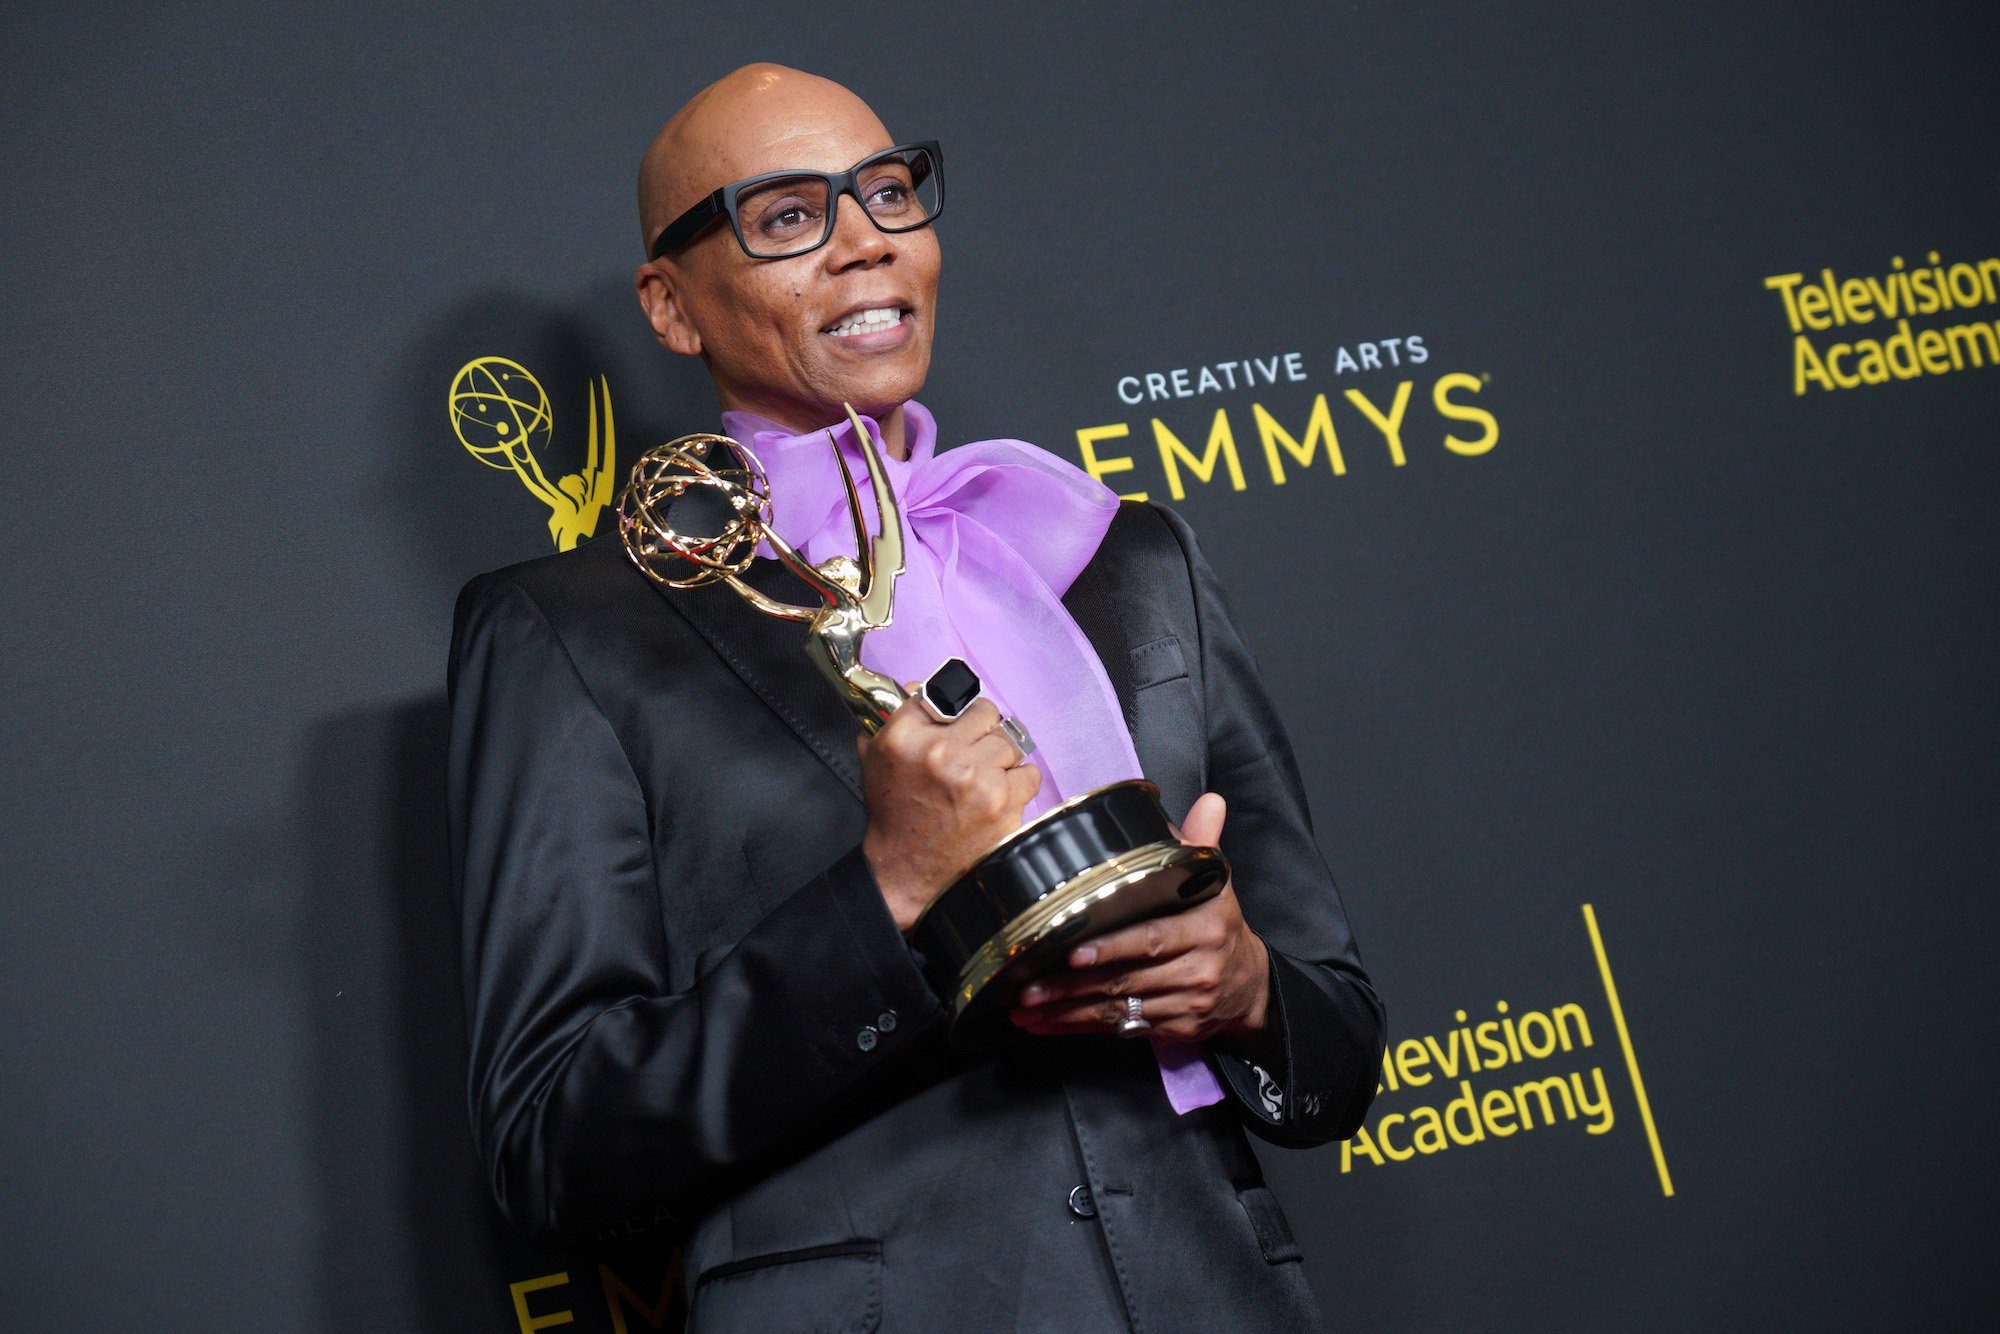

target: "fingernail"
[1019,984,1048,1005]
[1070,945,1098,967]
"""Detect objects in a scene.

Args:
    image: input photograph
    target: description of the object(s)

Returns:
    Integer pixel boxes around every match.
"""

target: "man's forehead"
[697,117,892,182]
[647,66,893,224]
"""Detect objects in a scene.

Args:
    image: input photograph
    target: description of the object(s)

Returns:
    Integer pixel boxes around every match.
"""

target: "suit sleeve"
[447,572,943,1248]
[1150,505,1387,1147]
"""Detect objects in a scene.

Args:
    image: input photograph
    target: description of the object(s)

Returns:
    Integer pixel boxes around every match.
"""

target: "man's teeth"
[826,308,904,337]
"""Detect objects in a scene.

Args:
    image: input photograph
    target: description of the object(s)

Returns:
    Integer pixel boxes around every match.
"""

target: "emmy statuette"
[618,405,1227,1044]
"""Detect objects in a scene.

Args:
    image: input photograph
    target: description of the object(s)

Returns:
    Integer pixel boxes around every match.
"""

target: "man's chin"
[811,361,930,424]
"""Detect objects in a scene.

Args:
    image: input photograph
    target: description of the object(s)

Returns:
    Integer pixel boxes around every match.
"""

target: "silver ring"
[1115,995,1151,1038]
[997,715,1036,759]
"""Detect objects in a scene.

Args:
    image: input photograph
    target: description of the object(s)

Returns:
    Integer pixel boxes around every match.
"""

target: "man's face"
[637,83,941,431]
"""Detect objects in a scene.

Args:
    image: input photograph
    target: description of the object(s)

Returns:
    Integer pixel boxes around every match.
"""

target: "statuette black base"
[909,779,1229,1047]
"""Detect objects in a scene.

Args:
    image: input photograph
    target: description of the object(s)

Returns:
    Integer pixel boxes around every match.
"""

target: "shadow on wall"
[300,699,681,1334]
[300,696,525,1330]
[292,704,556,1328]
[298,290,706,1331]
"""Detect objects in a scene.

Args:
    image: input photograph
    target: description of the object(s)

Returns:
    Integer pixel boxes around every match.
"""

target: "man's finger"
[1066,904,1208,970]
[877,684,940,739]
[1008,760,1043,805]
[1017,954,1202,1008]
[1009,991,1202,1036]
[966,727,1024,771]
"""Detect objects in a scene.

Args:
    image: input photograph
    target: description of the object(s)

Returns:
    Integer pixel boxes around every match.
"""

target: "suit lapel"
[1063,503,1210,819]
[1063,532,1139,733]
[650,559,866,800]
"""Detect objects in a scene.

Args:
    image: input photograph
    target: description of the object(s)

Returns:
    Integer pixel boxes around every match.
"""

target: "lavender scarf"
[720,401,1225,1112]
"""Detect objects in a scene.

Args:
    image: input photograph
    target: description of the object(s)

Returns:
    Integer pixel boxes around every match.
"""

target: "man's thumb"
[1179,792,1227,847]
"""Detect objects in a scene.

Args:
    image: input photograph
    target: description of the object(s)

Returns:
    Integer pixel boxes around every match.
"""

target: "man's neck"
[876,405,908,461]
[720,397,910,461]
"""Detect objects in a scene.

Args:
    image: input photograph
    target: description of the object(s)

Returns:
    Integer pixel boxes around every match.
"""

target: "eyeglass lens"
[734,147,940,258]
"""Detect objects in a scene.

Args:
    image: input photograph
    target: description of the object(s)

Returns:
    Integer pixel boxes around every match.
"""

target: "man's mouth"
[823,306,907,337]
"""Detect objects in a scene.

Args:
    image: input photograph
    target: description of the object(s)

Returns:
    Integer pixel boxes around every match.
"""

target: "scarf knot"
[721,400,1142,818]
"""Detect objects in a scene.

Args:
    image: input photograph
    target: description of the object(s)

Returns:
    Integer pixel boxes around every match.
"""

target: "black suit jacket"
[447,500,1385,1332]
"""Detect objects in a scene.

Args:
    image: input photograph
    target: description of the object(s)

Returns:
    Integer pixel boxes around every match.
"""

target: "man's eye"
[865,179,914,211]
[754,199,822,235]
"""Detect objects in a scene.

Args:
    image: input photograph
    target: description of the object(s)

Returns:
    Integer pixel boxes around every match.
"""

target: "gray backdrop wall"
[5,2,1997,1329]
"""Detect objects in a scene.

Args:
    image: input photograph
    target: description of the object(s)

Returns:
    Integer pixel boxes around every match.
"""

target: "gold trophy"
[618,405,1227,1044]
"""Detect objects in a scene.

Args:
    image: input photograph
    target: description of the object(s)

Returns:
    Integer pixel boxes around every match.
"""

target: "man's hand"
[861,685,1042,933]
[1009,793,1272,1044]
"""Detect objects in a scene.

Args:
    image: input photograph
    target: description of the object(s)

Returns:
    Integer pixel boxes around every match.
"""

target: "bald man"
[449,64,1383,1332]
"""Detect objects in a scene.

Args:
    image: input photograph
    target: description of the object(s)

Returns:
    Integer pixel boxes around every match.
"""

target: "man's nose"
[822,191,895,271]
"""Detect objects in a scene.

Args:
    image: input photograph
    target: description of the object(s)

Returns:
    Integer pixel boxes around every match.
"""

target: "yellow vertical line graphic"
[1582,903,1675,1197]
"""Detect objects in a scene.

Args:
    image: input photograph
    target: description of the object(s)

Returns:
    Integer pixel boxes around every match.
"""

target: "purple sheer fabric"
[719,401,1225,1112]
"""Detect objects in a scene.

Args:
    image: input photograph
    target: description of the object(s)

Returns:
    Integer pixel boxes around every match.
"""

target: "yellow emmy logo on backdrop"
[449,356,616,550]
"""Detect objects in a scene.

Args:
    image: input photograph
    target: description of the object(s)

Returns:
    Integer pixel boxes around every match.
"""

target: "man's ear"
[635,261,703,357]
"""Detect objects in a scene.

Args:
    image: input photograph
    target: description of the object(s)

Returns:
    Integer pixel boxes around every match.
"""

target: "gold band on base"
[947,838,1222,1024]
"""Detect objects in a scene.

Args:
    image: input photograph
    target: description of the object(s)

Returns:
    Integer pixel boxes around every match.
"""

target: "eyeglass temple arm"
[650,189,725,260]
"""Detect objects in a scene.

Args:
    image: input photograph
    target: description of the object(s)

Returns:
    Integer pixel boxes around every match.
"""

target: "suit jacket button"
[1067,1185,1096,1219]
[856,1026,879,1052]
[877,1010,898,1033]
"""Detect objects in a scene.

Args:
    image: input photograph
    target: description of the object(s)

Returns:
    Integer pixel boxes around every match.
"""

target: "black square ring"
[919,657,982,720]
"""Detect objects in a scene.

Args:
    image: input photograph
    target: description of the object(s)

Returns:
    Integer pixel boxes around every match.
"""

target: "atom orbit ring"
[996,715,1036,760]
[617,433,774,590]
[1115,995,1151,1038]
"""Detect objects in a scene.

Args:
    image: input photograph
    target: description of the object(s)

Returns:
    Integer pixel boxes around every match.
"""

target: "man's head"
[635,65,941,439]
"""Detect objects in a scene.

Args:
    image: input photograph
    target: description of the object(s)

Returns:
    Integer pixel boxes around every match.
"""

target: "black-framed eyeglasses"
[648,140,943,261]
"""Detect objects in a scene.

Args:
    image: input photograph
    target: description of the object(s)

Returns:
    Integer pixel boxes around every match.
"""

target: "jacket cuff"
[1215,950,1292,1125]
[1214,949,1347,1131]
[816,843,948,1059]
